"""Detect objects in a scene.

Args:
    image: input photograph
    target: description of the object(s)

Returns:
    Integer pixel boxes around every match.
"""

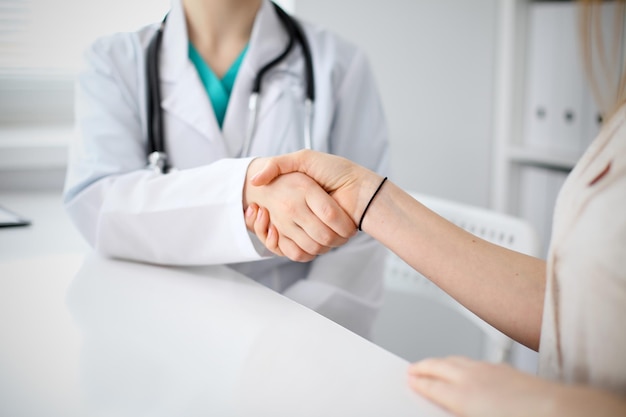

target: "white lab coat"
[64,0,390,338]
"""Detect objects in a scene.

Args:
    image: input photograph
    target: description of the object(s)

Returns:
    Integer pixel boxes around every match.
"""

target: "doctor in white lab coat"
[64,0,390,338]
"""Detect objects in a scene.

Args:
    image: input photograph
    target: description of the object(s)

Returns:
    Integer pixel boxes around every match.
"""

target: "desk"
[0,251,451,416]
[0,191,449,415]
[0,191,89,261]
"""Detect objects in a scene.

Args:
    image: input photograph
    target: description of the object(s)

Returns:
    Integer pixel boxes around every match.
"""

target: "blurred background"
[1,0,619,370]
[1,0,609,255]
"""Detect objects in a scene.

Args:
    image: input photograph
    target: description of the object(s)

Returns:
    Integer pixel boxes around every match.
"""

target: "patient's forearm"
[362,180,546,350]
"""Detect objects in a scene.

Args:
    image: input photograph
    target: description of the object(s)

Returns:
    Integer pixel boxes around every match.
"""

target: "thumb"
[250,151,308,186]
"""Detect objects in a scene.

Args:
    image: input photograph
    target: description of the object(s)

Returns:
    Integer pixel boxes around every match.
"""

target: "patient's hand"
[244,161,356,262]
[407,356,626,417]
[249,150,384,225]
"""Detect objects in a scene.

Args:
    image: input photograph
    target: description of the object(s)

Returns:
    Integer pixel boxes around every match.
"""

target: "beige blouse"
[538,104,626,395]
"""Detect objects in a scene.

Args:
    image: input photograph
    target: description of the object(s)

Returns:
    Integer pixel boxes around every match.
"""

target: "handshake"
[243,150,387,262]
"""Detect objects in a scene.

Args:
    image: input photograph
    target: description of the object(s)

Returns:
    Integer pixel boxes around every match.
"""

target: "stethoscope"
[146,2,315,173]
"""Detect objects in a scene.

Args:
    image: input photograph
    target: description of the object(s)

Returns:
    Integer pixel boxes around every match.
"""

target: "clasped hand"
[244,150,383,261]
[243,156,357,262]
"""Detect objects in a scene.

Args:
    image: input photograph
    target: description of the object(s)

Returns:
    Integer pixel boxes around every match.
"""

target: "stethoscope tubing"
[146,2,315,173]
[146,18,167,173]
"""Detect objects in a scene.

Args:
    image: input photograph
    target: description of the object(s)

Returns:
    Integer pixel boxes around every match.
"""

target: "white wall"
[293,0,537,368]
[295,0,498,207]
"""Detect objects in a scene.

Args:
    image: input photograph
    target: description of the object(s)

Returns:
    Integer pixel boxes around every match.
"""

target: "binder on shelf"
[523,2,605,157]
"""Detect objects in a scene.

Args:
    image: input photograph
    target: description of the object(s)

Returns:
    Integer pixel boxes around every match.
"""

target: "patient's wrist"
[351,169,385,227]
[358,176,387,231]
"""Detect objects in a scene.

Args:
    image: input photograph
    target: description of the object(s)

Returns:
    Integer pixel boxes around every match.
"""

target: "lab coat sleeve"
[282,47,390,338]
[64,36,267,265]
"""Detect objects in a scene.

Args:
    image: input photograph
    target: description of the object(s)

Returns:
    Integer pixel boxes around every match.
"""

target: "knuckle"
[308,242,325,255]
[293,250,314,263]
[317,204,354,238]
[279,200,297,216]
[332,236,349,247]
[318,201,337,222]
[282,244,303,262]
[317,229,336,247]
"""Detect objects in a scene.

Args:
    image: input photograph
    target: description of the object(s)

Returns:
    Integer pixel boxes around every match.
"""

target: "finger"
[253,208,285,257]
[294,209,350,249]
[298,219,349,250]
[271,201,332,256]
[253,206,270,242]
[252,205,330,258]
[304,186,357,240]
[249,159,281,186]
[245,203,259,232]
[280,221,331,258]
[408,375,447,398]
[276,233,317,263]
[291,201,349,249]
[250,150,309,186]
[266,224,281,255]
[407,376,463,415]
[407,357,468,383]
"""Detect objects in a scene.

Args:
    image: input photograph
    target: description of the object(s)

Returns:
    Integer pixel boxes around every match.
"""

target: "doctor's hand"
[249,150,384,227]
[244,160,357,262]
[407,356,626,417]
[244,203,281,256]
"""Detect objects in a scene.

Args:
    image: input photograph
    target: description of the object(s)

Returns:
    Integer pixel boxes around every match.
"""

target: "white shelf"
[491,0,604,257]
[507,145,579,171]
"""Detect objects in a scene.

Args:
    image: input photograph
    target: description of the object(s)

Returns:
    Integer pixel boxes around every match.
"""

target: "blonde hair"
[579,0,626,121]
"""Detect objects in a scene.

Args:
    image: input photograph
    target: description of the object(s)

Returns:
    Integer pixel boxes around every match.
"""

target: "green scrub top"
[188,43,248,129]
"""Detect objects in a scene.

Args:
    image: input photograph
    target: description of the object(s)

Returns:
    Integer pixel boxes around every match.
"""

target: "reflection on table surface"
[0,252,450,417]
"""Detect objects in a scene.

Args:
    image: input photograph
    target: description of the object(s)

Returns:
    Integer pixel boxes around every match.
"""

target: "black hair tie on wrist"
[358,177,387,231]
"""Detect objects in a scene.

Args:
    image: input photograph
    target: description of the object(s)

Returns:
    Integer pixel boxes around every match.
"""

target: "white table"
[0,192,451,416]
[0,191,89,261]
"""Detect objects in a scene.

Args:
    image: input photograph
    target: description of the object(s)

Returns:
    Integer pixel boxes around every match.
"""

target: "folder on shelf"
[523,2,602,155]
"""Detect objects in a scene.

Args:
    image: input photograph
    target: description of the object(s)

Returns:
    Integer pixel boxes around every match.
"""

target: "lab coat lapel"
[154,0,293,157]
[161,66,222,142]
[159,0,224,147]
[223,0,293,157]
